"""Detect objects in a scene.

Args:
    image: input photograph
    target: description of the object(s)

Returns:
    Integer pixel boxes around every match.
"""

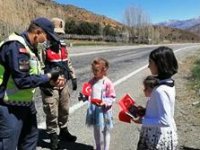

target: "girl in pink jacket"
[86,57,116,150]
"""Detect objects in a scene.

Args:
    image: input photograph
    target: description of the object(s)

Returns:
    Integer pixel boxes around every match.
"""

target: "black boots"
[49,133,59,150]
[59,127,77,142]
[49,128,76,150]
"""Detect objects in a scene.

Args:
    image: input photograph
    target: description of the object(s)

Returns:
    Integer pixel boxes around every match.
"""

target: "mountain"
[157,16,200,30]
[0,0,123,38]
[187,24,200,37]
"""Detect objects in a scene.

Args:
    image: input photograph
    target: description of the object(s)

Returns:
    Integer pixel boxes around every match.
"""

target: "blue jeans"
[0,105,38,150]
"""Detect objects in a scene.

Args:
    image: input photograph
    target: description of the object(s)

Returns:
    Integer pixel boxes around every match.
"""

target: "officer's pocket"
[0,106,12,138]
[0,138,3,150]
[0,138,4,149]
[0,138,10,150]
[0,106,4,120]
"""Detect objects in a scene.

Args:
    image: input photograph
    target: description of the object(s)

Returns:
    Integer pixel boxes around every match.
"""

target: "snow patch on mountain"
[157,16,200,29]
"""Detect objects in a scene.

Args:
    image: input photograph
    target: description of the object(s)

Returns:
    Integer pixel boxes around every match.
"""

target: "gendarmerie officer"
[0,17,64,150]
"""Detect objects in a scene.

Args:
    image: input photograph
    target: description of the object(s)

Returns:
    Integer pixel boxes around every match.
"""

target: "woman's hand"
[137,105,146,117]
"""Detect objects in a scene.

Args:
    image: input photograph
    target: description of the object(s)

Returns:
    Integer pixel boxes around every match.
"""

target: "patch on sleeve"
[19,59,30,72]
[19,48,28,53]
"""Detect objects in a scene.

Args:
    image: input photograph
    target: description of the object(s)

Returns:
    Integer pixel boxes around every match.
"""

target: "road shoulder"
[175,50,200,149]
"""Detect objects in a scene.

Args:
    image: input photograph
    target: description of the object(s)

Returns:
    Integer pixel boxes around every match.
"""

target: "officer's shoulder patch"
[19,48,28,53]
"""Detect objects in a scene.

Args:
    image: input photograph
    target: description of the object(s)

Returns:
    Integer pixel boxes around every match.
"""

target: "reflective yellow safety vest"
[0,33,41,105]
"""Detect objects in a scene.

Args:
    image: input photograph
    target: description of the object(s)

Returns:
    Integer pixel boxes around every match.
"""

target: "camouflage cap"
[51,18,65,34]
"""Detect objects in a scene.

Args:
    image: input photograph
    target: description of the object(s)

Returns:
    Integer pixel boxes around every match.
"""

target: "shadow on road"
[37,129,94,150]
[180,146,200,150]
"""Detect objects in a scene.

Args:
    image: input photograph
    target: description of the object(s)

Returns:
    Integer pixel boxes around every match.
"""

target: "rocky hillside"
[187,24,200,37]
[0,0,122,37]
[0,0,199,43]
[155,25,200,43]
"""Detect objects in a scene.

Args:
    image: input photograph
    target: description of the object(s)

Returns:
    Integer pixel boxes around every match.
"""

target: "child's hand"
[91,98,102,106]
[95,101,106,107]
[131,117,142,124]
[78,93,88,102]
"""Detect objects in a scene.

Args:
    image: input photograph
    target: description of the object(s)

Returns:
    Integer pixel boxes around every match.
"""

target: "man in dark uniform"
[0,17,64,150]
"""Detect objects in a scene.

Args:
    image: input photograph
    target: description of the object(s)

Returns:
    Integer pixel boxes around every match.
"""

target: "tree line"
[65,19,120,36]
[0,5,198,43]
[63,6,158,44]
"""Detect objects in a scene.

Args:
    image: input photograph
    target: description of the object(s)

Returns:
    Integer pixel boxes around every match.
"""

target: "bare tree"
[123,5,152,43]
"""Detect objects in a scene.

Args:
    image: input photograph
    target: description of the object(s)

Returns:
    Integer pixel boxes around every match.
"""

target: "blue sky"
[55,0,200,24]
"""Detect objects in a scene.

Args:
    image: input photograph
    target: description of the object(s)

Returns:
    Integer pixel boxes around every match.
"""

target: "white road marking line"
[38,45,200,129]
[70,43,200,57]
[70,46,145,57]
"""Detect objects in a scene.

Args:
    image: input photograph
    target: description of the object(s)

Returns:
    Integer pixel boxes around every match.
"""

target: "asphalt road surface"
[35,43,200,150]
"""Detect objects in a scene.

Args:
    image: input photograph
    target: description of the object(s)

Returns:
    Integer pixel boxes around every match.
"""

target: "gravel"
[175,51,200,150]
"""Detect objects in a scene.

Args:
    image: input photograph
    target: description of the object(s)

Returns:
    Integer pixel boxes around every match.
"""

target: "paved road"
[36,43,200,150]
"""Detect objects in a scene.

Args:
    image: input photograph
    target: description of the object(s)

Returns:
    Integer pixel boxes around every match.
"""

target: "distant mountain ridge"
[157,16,200,29]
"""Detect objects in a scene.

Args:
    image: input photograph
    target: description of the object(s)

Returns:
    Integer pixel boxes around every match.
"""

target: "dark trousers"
[0,105,38,150]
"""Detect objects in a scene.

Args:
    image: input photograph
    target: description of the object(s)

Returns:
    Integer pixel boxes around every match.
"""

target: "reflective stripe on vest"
[45,46,68,62]
[0,33,40,104]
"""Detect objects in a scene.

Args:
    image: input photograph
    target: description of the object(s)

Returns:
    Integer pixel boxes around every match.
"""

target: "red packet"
[81,82,91,96]
[118,110,132,123]
[118,94,135,113]
[91,98,102,105]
